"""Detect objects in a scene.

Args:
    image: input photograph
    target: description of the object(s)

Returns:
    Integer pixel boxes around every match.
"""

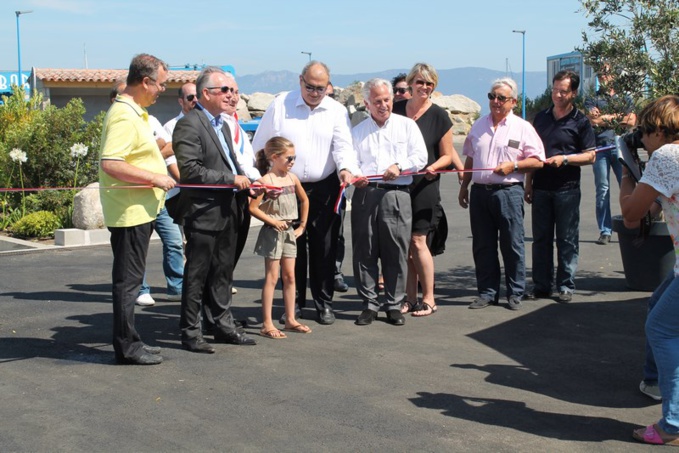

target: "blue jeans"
[593,146,622,236]
[645,272,679,434]
[531,188,580,293]
[469,184,526,302]
[644,271,677,384]
[139,207,184,296]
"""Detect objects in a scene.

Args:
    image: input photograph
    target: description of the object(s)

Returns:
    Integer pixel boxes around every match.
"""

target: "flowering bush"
[0,85,104,234]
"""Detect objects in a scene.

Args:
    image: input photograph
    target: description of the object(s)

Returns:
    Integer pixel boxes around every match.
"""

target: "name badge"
[508,139,520,149]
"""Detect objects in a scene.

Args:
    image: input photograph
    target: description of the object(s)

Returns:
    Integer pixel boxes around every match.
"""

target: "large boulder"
[431,93,481,115]
[236,97,251,121]
[72,182,105,230]
[246,92,276,117]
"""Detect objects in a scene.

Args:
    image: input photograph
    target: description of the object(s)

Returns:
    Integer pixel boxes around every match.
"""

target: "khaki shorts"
[254,226,297,259]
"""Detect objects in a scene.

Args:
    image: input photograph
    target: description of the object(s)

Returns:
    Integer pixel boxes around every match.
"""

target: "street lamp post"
[301,51,312,62]
[512,29,526,119]
[16,10,33,89]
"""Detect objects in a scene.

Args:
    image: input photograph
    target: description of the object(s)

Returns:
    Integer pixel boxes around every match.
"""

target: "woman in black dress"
[393,63,464,316]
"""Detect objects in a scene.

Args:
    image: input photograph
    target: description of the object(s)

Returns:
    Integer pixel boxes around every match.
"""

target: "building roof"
[32,68,200,85]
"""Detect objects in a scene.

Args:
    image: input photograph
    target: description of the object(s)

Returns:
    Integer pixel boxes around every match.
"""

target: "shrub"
[0,85,104,236]
[9,210,61,239]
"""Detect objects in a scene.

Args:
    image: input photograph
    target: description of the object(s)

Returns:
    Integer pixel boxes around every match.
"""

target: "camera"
[617,128,645,181]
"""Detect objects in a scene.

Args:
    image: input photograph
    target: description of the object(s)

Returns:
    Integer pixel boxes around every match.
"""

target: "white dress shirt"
[149,115,179,199]
[163,111,184,138]
[351,113,428,186]
[251,90,359,183]
[222,113,261,181]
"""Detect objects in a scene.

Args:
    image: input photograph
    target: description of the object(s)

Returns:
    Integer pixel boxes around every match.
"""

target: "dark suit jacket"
[172,107,242,231]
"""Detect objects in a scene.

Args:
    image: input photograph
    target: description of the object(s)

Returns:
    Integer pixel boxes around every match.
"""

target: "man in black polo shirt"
[526,70,596,303]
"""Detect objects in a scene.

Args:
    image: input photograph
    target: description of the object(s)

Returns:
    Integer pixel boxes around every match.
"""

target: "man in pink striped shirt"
[458,78,545,311]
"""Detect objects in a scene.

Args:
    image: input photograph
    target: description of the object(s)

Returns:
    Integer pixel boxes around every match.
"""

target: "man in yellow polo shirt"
[99,53,176,365]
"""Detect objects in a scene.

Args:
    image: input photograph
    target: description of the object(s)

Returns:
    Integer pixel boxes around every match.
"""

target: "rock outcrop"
[241,83,480,134]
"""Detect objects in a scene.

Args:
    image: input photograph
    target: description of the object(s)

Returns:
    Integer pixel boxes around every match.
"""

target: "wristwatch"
[513,161,519,172]
[395,163,402,173]
[563,155,569,166]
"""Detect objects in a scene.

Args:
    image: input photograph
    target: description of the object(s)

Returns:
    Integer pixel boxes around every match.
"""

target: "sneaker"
[469,297,491,309]
[135,293,155,306]
[231,287,238,295]
[557,291,573,304]
[596,234,611,245]
[333,275,349,293]
[166,293,181,301]
[639,380,662,401]
[507,296,522,311]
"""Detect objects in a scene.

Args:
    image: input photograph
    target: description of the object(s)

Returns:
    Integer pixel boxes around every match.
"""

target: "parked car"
[238,117,260,142]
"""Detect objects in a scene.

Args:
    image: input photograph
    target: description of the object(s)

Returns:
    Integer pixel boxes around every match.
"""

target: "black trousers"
[180,198,238,342]
[296,173,342,312]
[108,222,154,362]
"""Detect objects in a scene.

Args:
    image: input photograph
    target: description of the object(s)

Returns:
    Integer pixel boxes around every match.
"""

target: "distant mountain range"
[238,67,547,114]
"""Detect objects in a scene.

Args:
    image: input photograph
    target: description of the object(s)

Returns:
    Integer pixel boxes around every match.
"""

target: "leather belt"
[474,182,523,191]
[367,182,410,192]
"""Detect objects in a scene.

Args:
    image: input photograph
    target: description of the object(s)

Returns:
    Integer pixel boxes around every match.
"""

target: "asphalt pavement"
[0,152,664,452]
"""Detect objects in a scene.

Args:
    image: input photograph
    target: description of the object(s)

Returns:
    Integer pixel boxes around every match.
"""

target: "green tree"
[579,0,679,100]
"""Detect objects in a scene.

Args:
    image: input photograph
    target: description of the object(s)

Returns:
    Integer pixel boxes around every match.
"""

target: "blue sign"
[0,71,30,93]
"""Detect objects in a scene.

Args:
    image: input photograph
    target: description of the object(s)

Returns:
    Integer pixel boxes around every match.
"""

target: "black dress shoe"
[118,353,163,365]
[334,276,349,293]
[142,345,162,355]
[386,309,405,326]
[317,308,335,325]
[182,339,216,354]
[215,331,257,346]
[355,309,377,326]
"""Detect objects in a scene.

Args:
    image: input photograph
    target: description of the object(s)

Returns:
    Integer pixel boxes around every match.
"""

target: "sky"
[1,0,594,77]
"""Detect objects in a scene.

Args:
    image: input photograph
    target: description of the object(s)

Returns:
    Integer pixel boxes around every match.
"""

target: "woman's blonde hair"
[405,63,439,90]
[255,136,295,174]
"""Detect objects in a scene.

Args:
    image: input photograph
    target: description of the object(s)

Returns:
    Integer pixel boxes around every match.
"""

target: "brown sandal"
[260,328,287,339]
[283,323,312,334]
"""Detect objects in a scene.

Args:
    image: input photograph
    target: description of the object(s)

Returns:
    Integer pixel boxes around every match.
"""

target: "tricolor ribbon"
[331,144,618,214]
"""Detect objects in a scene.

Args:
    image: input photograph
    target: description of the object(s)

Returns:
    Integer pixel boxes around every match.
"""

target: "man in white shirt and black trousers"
[252,61,359,325]
[350,78,427,326]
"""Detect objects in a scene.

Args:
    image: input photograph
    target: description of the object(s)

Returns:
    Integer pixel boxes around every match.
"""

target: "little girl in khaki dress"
[249,137,310,339]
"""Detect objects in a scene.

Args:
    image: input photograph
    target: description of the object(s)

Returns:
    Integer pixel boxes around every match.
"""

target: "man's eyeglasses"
[551,88,573,97]
[147,77,167,90]
[394,87,409,95]
[301,76,327,94]
[284,155,297,163]
[185,94,196,102]
[207,86,235,94]
[487,93,513,103]
[414,79,435,88]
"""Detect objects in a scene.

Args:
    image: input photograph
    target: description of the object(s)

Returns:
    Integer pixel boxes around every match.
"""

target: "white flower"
[9,148,27,164]
[70,143,88,158]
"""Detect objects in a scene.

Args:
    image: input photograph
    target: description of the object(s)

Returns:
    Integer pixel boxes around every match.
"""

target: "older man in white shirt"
[351,78,427,326]
[252,61,359,325]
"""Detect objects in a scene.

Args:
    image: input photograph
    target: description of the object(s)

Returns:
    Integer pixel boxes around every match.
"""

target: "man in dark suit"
[173,66,256,353]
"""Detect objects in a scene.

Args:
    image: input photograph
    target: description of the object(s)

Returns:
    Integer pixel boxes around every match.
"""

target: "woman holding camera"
[620,95,679,446]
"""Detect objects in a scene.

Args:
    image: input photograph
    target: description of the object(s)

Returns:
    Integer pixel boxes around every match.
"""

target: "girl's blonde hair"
[255,136,295,174]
